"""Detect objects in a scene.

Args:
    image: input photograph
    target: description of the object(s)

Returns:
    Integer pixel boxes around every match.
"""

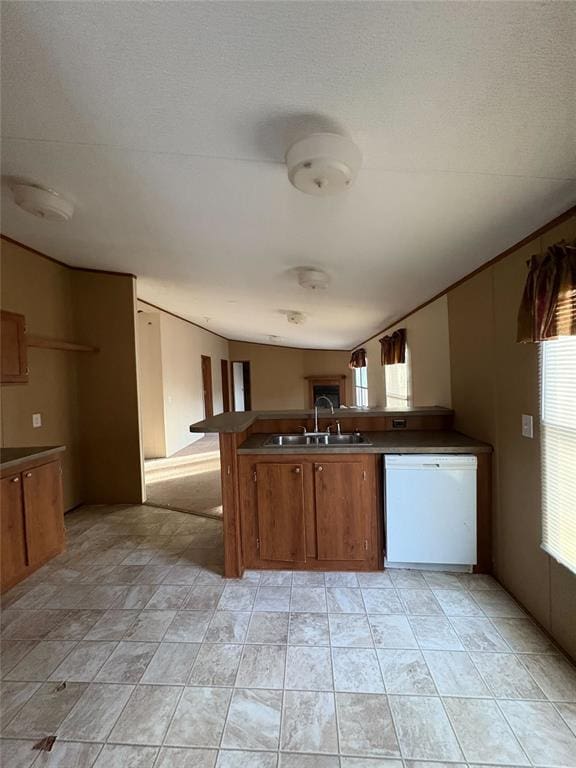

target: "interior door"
[201,355,214,417]
[23,461,64,567]
[1,474,28,589]
[1,310,28,383]
[256,462,306,562]
[314,460,370,561]
[221,359,231,412]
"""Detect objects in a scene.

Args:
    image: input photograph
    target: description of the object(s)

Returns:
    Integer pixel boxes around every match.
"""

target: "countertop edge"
[0,445,66,471]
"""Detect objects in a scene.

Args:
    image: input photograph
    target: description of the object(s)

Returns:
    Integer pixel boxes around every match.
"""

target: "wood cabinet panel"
[1,310,28,383]
[23,461,65,567]
[256,463,306,563]
[0,475,28,588]
[314,460,372,561]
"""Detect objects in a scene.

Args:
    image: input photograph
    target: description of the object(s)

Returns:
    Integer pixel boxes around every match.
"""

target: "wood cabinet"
[239,453,381,571]
[1,309,28,383]
[0,456,65,592]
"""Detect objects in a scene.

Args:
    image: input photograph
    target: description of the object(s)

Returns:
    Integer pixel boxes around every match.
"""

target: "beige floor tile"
[184,586,224,610]
[290,587,327,613]
[142,642,200,685]
[332,647,384,693]
[0,739,37,768]
[222,688,282,750]
[519,654,576,701]
[236,644,286,689]
[95,641,157,683]
[500,700,576,767]
[246,612,289,644]
[4,641,77,682]
[85,609,139,640]
[433,589,484,616]
[112,585,158,609]
[259,571,293,587]
[557,702,576,735]
[123,609,176,641]
[340,759,403,768]
[155,747,217,767]
[144,586,191,610]
[1,610,67,639]
[470,651,546,699]
[0,639,38,674]
[162,565,202,585]
[3,681,88,739]
[423,649,489,697]
[218,585,257,611]
[109,684,181,745]
[254,586,292,612]
[361,589,403,614]
[409,617,464,650]
[204,612,250,643]
[288,613,330,646]
[217,751,277,767]
[49,641,117,682]
[337,692,400,758]
[356,572,393,588]
[46,610,105,640]
[490,617,557,653]
[449,616,510,651]
[472,590,526,618]
[389,694,463,761]
[292,572,325,587]
[58,682,134,741]
[34,740,103,767]
[389,570,428,589]
[377,649,436,694]
[280,690,338,753]
[189,643,243,686]
[324,572,360,588]
[166,687,232,747]
[165,610,214,642]
[285,645,333,690]
[422,571,465,590]
[326,587,365,614]
[82,586,131,609]
[92,744,157,767]
[398,589,443,616]
[443,697,529,764]
[279,754,338,768]
[369,614,418,649]
[9,584,58,611]
[328,614,373,647]
[0,681,41,726]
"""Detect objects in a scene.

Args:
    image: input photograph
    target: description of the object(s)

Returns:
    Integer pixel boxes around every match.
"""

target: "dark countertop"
[237,430,491,455]
[0,445,66,471]
[190,406,453,434]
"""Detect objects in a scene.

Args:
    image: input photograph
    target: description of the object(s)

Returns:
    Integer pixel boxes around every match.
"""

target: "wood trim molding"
[26,334,99,353]
[353,205,576,349]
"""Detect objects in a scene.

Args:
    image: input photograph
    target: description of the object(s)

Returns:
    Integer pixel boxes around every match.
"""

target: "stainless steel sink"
[264,433,372,447]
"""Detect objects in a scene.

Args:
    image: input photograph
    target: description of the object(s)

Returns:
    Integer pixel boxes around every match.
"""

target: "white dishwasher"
[385,454,477,567]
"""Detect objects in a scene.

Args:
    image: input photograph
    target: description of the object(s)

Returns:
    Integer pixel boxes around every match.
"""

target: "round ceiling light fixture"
[296,267,330,291]
[285,132,362,196]
[11,183,74,222]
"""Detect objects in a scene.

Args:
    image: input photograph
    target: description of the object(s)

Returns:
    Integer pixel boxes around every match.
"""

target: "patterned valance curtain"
[517,240,576,342]
[349,348,367,369]
[380,328,406,365]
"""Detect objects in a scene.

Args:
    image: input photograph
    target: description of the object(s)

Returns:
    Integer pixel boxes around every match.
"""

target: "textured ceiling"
[1,1,575,348]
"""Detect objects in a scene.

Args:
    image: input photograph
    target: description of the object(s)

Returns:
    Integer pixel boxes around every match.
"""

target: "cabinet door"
[256,462,306,563]
[23,461,65,566]
[1,310,28,383]
[314,461,371,561]
[1,474,28,589]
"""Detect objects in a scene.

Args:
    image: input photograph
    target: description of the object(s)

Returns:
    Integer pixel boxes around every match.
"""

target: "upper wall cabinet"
[1,310,28,383]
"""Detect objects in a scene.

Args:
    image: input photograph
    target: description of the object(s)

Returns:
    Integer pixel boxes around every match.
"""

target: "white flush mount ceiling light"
[285,132,362,196]
[11,183,74,222]
[296,267,330,291]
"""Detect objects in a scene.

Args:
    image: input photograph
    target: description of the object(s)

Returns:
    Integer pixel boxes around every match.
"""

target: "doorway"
[221,359,231,412]
[232,360,251,411]
[201,355,213,417]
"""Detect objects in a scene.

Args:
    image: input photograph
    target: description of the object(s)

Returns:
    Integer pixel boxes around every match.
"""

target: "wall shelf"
[26,334,99,354]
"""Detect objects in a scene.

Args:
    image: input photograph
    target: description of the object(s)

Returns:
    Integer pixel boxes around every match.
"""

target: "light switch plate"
[32,413,42,428]
[521,414,533,439]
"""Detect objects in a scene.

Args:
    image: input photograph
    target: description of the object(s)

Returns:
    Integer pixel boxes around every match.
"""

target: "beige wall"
[1,240,144,508]
[137,302,230,457]
[137,312,166,458]
[228,341,352,410]
[448,214,576,659]
[363,295,452,408]
[1,241,82,508]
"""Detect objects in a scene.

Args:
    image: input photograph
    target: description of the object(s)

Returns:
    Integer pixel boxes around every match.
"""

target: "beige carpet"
[144,437,222,519]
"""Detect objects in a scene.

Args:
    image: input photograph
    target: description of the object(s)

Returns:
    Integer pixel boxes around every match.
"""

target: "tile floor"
[1,503,576,767]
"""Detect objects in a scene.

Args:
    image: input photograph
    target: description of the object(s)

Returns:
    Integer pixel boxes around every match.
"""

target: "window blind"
[540,335,576,574]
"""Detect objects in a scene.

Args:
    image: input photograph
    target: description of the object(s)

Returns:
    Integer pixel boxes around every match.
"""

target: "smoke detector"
[11,183,74,222]
[297,267,330,291]
[285,132,362,196]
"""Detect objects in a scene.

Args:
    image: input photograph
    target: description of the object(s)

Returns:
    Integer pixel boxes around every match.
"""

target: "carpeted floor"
[144,437,222,519]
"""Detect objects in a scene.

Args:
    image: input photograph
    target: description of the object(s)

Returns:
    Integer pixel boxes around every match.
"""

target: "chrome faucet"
[314,396,335,433]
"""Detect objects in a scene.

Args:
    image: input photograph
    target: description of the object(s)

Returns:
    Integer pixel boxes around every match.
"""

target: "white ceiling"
[1,1,575,349]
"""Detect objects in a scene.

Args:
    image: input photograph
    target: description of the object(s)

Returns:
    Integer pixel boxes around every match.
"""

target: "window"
[540,335,576,574]
[385,348,411,407]
[353,365,368,407]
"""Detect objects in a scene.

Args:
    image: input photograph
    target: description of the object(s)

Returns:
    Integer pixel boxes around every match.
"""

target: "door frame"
[201,355,214,417]
[221,359,231,413]
[231,360,252,411]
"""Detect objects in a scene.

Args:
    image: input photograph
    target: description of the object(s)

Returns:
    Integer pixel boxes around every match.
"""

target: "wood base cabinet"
[238,453,382,571]
[1,457,65,592]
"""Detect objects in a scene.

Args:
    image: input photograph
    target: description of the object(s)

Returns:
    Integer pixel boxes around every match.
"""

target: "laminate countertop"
[237,430,491,455]
[190,406,453,434]
[0,446,66,471]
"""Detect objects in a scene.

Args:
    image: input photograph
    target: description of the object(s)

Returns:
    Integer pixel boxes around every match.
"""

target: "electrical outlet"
[32,413,42,428]
[521,414,533,439]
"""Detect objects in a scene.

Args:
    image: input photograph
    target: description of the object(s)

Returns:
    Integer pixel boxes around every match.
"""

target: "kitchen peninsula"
[190,408,492,579]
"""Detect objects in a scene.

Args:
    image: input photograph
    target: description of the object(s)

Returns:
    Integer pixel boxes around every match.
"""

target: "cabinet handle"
[25,472,32,478]
[11,476,19,483]
[317,465,323,472]
[294,467,301,474]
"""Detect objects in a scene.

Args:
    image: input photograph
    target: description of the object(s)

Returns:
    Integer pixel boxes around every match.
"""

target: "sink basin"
[264,433,372,447]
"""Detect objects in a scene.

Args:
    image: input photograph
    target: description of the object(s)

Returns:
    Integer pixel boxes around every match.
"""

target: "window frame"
[353,364,369,408]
